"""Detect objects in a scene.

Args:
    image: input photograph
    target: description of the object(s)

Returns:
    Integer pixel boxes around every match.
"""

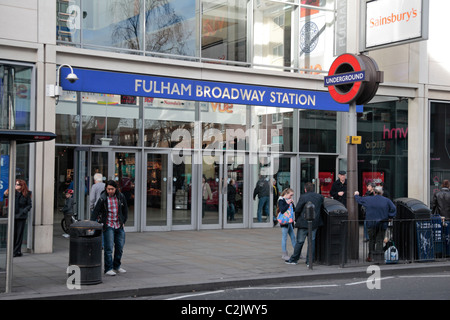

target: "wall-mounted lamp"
[46,64,79,104]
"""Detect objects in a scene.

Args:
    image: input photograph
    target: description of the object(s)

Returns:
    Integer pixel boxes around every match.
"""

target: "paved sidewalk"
[0,225,449,300]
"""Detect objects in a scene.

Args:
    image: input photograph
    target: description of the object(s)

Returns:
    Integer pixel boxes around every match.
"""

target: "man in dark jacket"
[354,186,396,262]
[285,182,323,266]
[253,176,270,222]
[330,170,347,207]
[431,179,450,219]
[91,180,128,276]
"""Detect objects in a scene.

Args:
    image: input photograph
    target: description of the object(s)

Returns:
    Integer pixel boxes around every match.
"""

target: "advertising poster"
[0,155,9,202]
[362,171,384,195]
[319,171,334,197]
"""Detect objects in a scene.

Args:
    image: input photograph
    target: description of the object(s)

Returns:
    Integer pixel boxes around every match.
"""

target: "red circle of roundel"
[328,54,363,104]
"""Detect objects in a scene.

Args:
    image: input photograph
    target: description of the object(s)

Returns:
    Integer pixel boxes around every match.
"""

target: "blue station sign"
[60,68,363,112]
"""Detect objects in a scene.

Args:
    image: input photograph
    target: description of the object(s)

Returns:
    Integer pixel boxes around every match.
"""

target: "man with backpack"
[354,186,396,262]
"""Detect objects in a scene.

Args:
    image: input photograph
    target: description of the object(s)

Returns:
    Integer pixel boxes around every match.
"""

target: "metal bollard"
[305,202,315,270]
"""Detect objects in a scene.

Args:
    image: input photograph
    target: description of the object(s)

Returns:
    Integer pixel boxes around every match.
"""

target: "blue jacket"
[355,195,396,228]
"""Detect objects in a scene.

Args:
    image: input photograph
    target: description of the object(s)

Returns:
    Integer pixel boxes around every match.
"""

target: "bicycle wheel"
[61,217,70,234]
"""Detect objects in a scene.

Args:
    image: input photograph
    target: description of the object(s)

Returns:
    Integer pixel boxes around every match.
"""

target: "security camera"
[66,72,79,83]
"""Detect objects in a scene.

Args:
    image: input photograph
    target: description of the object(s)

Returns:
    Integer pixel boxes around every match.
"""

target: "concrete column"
[33,0,57,253]
[407,92,428,204]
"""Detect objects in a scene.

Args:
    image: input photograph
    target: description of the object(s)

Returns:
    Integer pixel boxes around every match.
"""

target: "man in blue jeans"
[253,176,271,222]
[285,182,323,266]
[91,180,128,276]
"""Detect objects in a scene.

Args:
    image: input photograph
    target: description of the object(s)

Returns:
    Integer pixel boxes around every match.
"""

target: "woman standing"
[277,188,296,260]
[4,179,32,257]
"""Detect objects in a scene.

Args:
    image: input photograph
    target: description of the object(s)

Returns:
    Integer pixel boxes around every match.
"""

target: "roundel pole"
[325,53,383,260]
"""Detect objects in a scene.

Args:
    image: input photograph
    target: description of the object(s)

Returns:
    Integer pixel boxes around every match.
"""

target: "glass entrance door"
[223,153,246,228]
[201,154,222,228]
[144,152,194,231]
[299,156,319,194]
[201,152,247,229]
[90,149,139,231]
[144,152,170,230]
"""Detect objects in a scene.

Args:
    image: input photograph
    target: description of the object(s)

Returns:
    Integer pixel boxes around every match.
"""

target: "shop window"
[299,109,336,153]
[143,98,195,148]
[357,100,408,199]
[253,2,294,70]
[56,1,342,72]
[299,0,336,74]
[201,0,247,63]
[56,90,78,144]
[251,106,293,153]
[430,102,450,203]
[202,103,248,151]
[81,93,139,146]
[0,64,33,130]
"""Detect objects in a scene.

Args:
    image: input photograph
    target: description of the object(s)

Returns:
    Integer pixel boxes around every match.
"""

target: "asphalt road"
[132,270,450,301]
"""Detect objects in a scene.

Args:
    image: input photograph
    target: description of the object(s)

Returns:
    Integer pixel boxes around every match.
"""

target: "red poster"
[319,172,334,197]
[362,172,384,195]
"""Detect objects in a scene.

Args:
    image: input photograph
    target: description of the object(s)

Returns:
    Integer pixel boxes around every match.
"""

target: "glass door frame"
[223,151,248,229]
[142,150,174,232]
[199,152,223,230]
[198,150,250,230]
[297,155,319,194]
[90,147,141,232]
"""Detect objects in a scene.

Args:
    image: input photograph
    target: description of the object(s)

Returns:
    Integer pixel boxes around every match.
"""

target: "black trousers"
[14,218,27,255]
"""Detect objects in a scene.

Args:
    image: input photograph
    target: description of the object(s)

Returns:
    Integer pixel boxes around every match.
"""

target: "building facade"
[0,0,447,254]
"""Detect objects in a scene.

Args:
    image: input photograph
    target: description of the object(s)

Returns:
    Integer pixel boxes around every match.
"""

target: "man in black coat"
[330,170,347,207]
[285,182,323,266]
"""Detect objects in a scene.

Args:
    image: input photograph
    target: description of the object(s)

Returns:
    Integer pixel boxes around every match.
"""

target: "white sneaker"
[114,267,126,274]
[105,270,116,276]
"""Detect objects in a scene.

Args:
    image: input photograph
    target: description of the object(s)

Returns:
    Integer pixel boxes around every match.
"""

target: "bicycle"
[61,211,78,234]
[60,200,77,234]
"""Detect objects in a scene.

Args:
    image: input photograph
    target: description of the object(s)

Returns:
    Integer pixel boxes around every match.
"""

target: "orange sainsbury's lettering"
[369,8,418,28]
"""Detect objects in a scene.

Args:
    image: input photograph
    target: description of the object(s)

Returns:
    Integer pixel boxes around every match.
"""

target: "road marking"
[345,276,395,286]
[235,284,340,290]
[399,274,450,278]
[166,290,225,300]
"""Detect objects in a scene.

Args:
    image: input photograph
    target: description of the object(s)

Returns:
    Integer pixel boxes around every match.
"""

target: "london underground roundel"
[324,53,383,105]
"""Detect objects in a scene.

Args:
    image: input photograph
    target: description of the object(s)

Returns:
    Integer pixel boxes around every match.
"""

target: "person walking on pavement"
[202,175,212,218]
[227,179,237,221]
[253,175,271,222]
[4,179,32,257]
[90,173,105,214]
[277,188,296,260]
[91,180,128,276]
[330,170,347,207]
[272,179,279,227]
[431,179,450,220]
[354,186,396,262]
[61,189,75,237]
[285,182,323,266]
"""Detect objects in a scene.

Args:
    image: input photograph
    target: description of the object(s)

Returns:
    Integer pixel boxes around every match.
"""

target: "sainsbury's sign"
[60,68,362,112]
[362,0,429,51]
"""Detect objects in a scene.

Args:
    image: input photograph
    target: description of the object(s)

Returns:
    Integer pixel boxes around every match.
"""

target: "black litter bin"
[69,220,103,285]
[393,198,431,261]
[316,198,348,265]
